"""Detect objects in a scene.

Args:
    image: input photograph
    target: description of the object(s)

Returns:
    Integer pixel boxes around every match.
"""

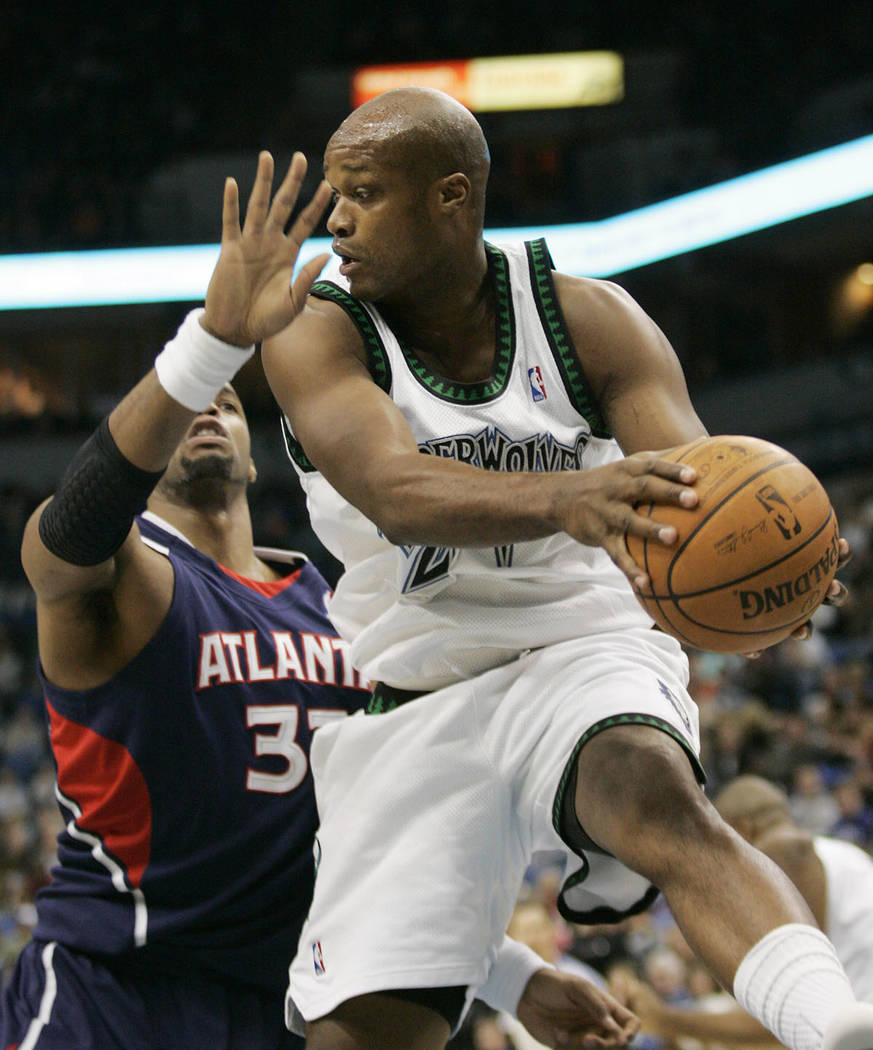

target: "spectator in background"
[789,764,840,835]
[468,1012,515,1050]
[0,769,28,825]
[642,947,692,1008]
[830,780,873,848]
[507,900,606,989]
[2,705,48,781]
[0,625,24,705]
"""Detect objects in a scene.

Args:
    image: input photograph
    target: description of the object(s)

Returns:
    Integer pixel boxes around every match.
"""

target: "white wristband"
[154,308,255,412]
[477,936,551,1016]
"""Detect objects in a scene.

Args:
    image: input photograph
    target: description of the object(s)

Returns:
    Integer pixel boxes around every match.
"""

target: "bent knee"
[573,724,720,866]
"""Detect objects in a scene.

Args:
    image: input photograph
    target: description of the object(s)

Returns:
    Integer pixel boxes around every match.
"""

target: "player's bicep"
[262,303,421,511]
[557,275,707,453]
[21,498,122,602]
[609,366,707,455]
[599,306,707,452]
[24,513,174,687]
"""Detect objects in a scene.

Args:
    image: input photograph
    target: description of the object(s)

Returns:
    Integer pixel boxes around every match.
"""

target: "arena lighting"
[2,133,873,311]
[351,52,624,111]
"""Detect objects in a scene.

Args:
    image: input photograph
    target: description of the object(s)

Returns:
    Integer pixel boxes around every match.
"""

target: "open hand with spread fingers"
[201,150,332,348]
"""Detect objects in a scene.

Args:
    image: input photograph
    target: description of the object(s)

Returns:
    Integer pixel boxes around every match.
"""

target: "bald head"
[328,87,491,219]
[713,775,793,839]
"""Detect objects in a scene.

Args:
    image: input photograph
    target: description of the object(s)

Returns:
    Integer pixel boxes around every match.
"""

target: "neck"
[146,486,276,581]
[379,240,492,374]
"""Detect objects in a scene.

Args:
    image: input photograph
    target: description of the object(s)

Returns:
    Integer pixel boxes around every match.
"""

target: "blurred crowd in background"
[3,3,873,1045]
[1,469,871,1045]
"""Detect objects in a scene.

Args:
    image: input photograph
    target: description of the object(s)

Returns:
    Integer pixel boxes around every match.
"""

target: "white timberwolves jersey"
[814,836,873,1002]
[284,240,654,689]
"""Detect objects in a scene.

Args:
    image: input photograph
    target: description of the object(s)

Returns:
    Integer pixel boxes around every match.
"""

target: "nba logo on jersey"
[312,940,326,976]
[527,365,547,402]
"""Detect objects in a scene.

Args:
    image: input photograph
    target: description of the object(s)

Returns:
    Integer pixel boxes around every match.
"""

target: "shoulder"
[261,292,369,384]
[264,250,368,366]
[552,271,640,309]
[550,272,677,395]
[552,272,663,346]
[755,825,820,875]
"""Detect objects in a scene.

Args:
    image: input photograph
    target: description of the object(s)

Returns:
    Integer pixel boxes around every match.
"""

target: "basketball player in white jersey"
[7,150,637,1050]
[615,774,873,1042]
[260,88,872,1050]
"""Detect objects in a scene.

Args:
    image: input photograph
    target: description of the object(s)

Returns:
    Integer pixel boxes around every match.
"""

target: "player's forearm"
[477,936,550,1015]
[112,309,254,472]
[107,370,199,473]
[348,452,569,548]
[25,312,252,579]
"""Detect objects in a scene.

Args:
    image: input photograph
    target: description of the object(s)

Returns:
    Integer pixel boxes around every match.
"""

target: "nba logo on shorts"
[528,366,547,402]
[312,940,326,976]
[658,679,692,733]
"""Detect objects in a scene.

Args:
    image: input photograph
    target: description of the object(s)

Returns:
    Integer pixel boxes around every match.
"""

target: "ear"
[437,173,471,211]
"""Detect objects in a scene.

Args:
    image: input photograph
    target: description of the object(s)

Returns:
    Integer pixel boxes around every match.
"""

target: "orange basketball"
[624,435,840,653]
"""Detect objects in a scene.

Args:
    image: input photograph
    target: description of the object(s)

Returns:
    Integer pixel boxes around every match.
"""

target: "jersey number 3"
[246,705,345,794]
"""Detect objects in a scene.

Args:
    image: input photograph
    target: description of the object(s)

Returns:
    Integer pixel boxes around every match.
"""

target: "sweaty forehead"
[327,108,466,175]
[324,131,416,179]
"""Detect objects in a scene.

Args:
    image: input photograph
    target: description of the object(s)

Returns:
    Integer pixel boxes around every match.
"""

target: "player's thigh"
[288,695,517,1024]
[305,992,451,1050]
[573,720,717,880]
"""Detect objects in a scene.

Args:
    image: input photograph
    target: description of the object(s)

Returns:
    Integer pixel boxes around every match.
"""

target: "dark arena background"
[1,4,872,1046]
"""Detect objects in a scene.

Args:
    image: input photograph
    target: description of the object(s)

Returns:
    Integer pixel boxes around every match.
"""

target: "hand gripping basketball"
[624,435,840,653]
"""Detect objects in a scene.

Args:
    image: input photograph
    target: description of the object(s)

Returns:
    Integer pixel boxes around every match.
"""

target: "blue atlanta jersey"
[34,514,368,992]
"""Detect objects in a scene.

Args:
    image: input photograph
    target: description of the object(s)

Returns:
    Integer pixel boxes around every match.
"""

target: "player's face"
[324,143,439,303]
[167,385,252,487]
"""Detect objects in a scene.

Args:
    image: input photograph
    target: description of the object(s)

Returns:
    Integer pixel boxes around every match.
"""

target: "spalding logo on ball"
[624,435,839,653]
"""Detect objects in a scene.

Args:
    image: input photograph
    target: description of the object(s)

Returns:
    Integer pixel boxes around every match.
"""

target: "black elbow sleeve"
[38,417,165,566]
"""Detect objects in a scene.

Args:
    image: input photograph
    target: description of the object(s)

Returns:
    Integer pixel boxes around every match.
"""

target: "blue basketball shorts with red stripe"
[1,940,303,1050]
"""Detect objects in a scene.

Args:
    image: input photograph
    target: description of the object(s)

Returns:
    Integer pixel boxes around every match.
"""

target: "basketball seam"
[664,505,834,599]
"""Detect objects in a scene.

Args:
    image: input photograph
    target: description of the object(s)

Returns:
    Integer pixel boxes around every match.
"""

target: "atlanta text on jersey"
[197,629,370,691]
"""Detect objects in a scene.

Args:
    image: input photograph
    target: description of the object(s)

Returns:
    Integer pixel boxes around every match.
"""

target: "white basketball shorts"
[286,626,701,1028]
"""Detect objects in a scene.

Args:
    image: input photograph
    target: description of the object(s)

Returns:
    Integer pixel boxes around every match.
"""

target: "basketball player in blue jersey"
[2,150,642,1050]
[259,88,873,1050]
[0,152,341,1050]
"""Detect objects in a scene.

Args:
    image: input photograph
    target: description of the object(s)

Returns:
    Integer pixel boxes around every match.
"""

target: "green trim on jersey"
[310,281,392,394]
[280,413,316,474]
[395,242,516,404]
[526,238,611,440]
[551,710,705,924]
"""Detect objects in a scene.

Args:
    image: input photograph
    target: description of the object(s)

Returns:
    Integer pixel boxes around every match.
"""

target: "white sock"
[733,924,858,1050]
